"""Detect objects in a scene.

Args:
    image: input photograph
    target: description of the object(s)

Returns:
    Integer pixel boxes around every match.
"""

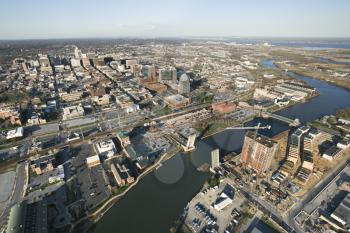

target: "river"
[92,60,350,233]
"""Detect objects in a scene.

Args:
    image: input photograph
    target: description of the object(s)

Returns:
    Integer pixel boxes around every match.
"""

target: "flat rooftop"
[246,131,277,148]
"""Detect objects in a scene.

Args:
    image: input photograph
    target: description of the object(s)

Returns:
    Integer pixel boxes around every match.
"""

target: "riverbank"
[69,146,180,233]
[91,69,350,233]
[199,91,319,140]
[276,63,350,92]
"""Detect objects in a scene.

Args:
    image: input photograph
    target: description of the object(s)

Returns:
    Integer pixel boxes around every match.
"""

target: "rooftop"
[246,131,277,148]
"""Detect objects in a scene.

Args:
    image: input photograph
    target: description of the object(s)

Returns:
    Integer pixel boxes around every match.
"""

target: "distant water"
[226,38,350,49]
[260,60,277,69]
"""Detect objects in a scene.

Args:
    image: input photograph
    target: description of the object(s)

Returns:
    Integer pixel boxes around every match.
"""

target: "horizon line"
[1,35,350,42]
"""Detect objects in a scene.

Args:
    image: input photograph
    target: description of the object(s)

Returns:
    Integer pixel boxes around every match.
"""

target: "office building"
[178,73,190,95]
[159,66,177,83]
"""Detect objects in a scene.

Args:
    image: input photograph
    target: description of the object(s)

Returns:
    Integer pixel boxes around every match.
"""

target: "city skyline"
[1,0,350,40]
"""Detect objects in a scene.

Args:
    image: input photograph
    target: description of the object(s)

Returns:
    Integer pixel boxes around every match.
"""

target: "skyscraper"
[240,131,278,174]
[74,46,82,59]
[178,73,190,95]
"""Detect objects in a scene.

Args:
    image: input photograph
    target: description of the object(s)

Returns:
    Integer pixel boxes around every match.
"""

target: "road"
[0,162,28,231]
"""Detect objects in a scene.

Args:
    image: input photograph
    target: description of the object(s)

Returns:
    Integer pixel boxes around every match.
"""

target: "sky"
[0,0,350,40]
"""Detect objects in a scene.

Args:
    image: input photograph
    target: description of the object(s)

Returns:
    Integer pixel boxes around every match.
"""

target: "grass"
[207,176,219,187]
[112,185,129,196]
[153,105,171,115]
[207,122,230,133]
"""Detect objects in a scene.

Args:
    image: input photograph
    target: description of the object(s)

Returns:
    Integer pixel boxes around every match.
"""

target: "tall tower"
[211,149,220,169]
[74,46,82,59]
[240,131,278,174]
[178,73,190,95]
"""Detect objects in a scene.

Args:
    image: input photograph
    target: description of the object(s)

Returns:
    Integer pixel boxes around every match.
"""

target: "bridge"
[258,111,301,127]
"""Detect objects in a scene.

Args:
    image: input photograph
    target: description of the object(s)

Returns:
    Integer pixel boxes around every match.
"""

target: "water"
[93,62,350,233]
[315,57,350,66]
[226,38,350,49]
[260,60,277,69]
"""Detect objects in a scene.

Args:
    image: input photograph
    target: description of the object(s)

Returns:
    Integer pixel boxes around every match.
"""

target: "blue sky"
[0,0,349,39]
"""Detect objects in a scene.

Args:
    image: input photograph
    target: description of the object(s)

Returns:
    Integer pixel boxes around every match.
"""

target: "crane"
[226,123,271,130]
[227,122,271,181]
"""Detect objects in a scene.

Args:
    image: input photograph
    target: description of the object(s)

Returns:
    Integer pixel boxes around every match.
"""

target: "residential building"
[240,131,278,174]
[211,149,220,169]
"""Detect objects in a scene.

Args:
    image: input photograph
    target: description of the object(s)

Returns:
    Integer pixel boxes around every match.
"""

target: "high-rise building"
[70,58,81,68]
[159,66,177,83]
[82,56,91,69]
[240,131,278,174]
[141,65,156,78]
[211,149,220,169]
[178,73,190,95]
[74,46,82,59]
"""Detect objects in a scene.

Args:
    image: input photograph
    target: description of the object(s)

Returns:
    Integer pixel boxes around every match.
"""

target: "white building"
[95,139,116,159]
[86,155,101,168]
[71,58,81,67]
[211,149,220,169]
[6,127,23,140]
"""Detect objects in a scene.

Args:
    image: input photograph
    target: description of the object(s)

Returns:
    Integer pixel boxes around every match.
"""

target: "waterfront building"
[211,149,220,169]
[111,164,125,187]
[240,131,278,174]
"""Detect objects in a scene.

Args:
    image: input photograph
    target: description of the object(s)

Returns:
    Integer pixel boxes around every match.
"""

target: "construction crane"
[226,123,271,130]
[227,122,271,181]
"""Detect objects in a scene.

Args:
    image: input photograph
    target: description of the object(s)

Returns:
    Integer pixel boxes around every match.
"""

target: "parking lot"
[183,179,245,233]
